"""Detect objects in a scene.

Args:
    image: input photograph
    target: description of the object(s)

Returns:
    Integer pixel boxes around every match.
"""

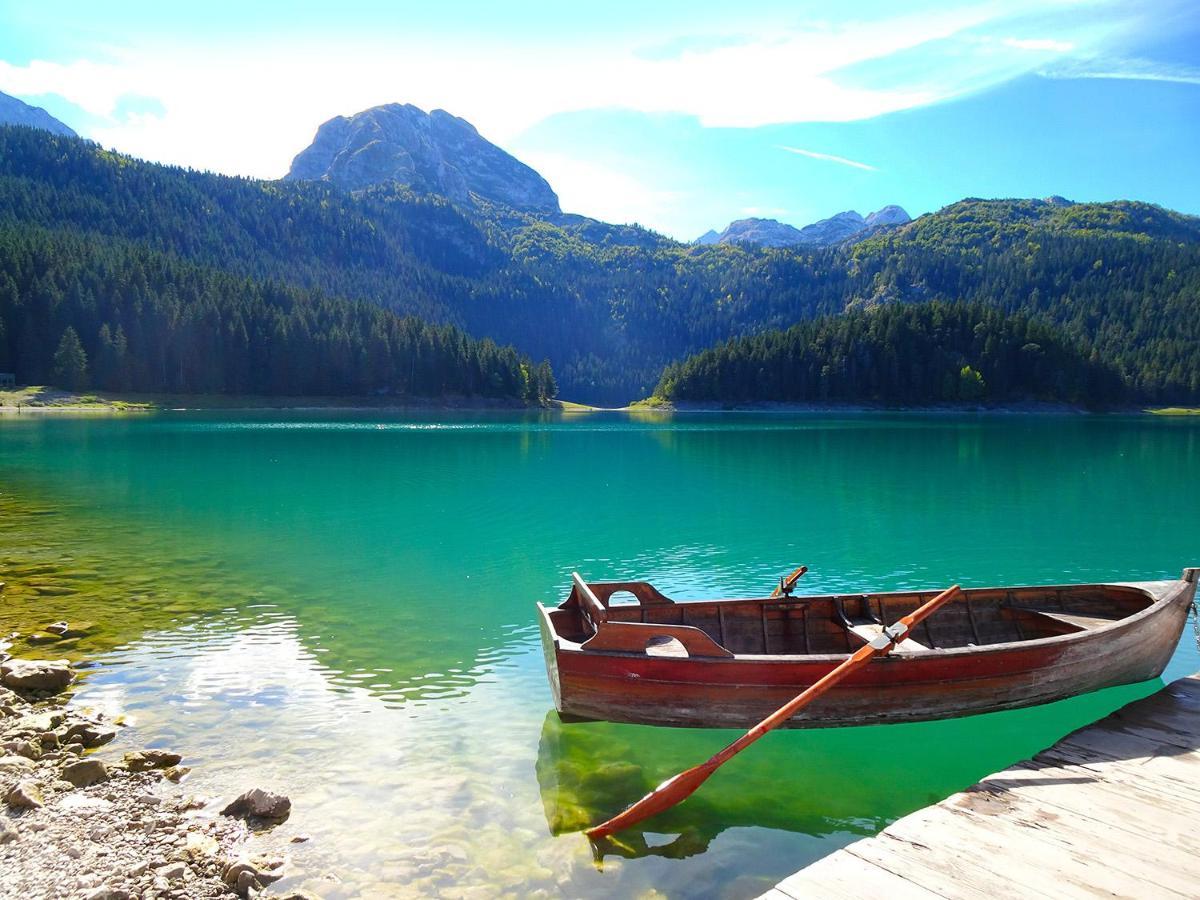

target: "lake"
[1,410,1197,898]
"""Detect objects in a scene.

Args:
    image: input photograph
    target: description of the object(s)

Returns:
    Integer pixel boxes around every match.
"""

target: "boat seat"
[845,622,930,652]
[1008,607,1122,631]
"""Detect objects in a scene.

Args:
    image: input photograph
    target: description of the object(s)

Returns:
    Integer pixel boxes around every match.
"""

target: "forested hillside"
[653,303,1127,407]
[0,126,1197,404]
[0,227,555,402]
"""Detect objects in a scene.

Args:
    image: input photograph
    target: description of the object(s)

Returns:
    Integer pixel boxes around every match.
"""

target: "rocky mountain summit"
[286,103,560,215]
[698,205,911,248]
[0,91,76,137]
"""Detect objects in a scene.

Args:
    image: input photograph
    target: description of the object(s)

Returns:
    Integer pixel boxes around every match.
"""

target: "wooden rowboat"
[537,568,1198,729]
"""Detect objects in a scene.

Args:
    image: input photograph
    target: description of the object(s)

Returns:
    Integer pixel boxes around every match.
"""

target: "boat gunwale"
[539,577,1192,666]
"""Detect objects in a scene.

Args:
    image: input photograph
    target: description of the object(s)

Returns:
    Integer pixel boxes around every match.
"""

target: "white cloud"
[777,145,877,172]
[517,151,684,228]
[0,2,1102,181]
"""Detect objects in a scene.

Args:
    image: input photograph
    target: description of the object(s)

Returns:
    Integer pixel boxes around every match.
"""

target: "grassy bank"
[0,386,556,413]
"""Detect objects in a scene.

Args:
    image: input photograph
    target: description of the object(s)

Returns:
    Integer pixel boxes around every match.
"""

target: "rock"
[0,755,35,772]
[13,739,41,759]
[127,861,149,877]
[4,779,44,809]
[45,621,69,635]
[222,855,286,896]
[82,889,130,900]
[63,721,117,748]
[26,631,62,644]
[21,710,65,732]
[0,820,17,843]
[161,765,191,782]
[62,621,98,639]
[156,862,187,881]
[286,103,560,214]
[39,730,58,748]
[186,831,220,858]
[123,749,182,772]
[0,658,73,692]
[63,758,109,787]
[220,787,291,822]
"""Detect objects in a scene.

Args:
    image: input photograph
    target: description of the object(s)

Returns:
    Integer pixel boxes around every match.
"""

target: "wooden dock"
[762,673,1200,899]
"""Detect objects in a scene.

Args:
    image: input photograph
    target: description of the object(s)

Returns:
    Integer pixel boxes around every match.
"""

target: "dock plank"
[760,674,1200,899]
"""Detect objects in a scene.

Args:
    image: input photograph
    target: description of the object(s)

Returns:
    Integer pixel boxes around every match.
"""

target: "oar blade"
[586,759,718,839]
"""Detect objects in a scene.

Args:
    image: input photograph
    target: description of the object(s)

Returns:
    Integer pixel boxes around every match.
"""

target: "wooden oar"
[586,583,963,840]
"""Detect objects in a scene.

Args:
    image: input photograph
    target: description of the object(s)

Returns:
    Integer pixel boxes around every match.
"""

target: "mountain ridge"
[0,91,76,137]
[698,205,911,247]
[0,125,1197,405]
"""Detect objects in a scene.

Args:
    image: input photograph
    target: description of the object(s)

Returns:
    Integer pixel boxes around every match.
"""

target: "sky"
[1,0,1198,239]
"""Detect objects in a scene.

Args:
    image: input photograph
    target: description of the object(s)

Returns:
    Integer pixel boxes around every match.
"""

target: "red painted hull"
[538,575,1196,728]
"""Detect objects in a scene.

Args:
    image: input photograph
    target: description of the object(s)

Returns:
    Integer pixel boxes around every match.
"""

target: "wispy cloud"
[777,145,877,172]
[1041,56,1200,85]
[1002,37,1076,52]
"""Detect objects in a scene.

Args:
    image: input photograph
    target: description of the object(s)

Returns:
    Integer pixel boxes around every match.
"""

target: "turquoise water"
[0,410,1197,898]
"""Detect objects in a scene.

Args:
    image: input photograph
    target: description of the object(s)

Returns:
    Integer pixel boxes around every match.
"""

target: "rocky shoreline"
[0,652,305,900]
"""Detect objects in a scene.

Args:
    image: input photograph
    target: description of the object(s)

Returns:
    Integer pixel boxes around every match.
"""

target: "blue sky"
[1,1,1198,239]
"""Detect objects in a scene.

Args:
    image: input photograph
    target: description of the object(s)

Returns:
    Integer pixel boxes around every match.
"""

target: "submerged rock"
[123,749,182,772]
[220,787,291,822]
[45,621,69,635]
[62,721,117,748]
[0,658,73,692]
[221,854,287,896]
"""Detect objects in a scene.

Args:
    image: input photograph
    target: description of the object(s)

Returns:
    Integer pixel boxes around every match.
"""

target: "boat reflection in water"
[535,711,881,861]
[535,673,1163,862]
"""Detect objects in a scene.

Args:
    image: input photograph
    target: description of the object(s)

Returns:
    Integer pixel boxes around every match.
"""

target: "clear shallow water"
[0,410,1197,898]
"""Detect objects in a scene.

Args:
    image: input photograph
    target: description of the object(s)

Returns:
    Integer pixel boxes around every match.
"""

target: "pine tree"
[52,326,88,391]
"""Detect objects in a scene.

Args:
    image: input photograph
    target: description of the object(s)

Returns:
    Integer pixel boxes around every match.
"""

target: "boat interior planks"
[538,569,1198,728]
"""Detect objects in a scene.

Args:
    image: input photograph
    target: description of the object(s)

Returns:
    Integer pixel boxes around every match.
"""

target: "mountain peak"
[705,205,910,248]
[286,103,560,215]
[864,205,911,228]
[0,91,76,137]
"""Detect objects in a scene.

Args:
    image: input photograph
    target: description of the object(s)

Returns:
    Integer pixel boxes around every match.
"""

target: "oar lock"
[868,621,911,650]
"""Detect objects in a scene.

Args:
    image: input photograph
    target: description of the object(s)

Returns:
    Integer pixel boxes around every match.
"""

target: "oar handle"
[771,566,809,598]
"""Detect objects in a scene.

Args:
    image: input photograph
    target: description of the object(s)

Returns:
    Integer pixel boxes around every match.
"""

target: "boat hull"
[537,576,1196,728]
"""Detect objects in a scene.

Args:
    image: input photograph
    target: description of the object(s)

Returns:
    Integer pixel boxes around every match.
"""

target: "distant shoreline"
[0,386,539,414]
[623,399,1200,416]
[0,387,1196,416]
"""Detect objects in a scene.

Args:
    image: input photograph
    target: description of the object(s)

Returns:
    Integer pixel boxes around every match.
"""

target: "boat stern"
[536,602,564,713]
